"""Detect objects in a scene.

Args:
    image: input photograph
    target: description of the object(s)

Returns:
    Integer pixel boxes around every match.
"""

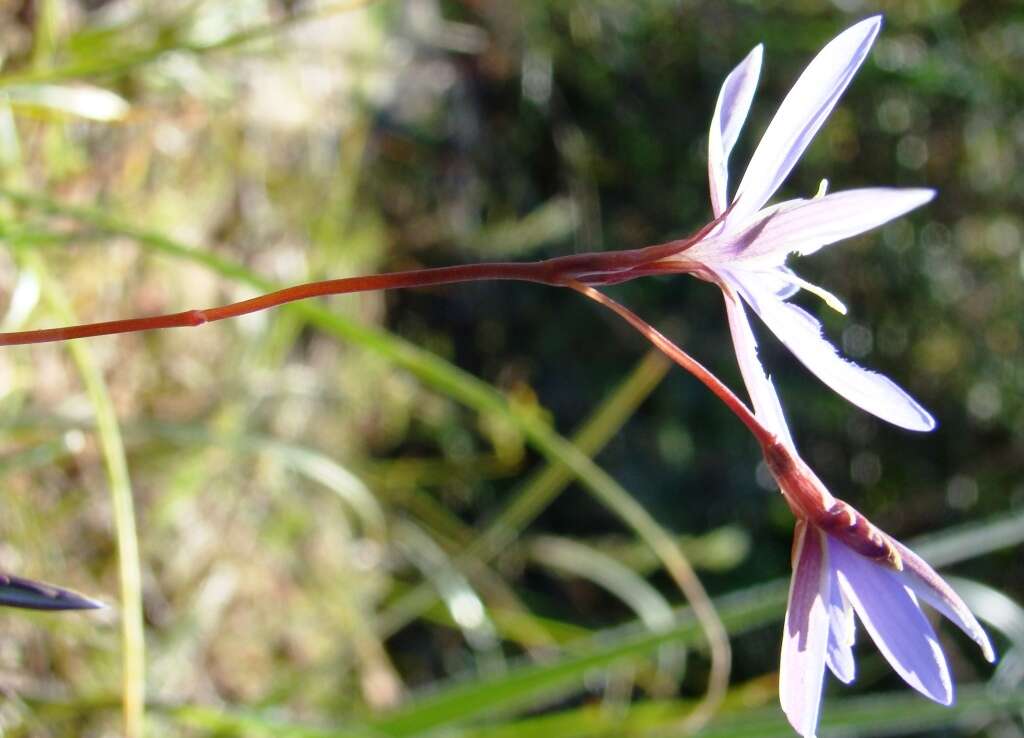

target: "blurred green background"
[0,0,1022,736]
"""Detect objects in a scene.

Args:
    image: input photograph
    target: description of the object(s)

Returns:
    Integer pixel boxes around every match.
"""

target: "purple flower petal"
[893,540,996,663]
[729,188,936,264]
[825,566,856,683]
[721,283,794,448]
[729,17,881,226]
[0,572,104,611]
[729,274,936,431]
[781,523,831,737]
[709,45,763,217]
[829,537,953,705]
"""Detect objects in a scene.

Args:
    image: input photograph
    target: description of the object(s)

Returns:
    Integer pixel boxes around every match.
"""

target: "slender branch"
[0,262,556,345]
[0,199,729,347]
[0,255,662,347]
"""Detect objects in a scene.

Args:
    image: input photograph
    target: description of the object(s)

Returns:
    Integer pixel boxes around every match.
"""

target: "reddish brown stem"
[0,261,559,346]
[567,281,776,448]
[0,208,729,347]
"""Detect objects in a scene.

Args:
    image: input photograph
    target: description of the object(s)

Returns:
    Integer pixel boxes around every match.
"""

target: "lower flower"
[781,515,995,738]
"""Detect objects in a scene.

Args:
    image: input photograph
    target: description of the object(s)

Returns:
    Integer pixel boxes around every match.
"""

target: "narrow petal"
[720,280,795,449]
[709,45,763,217]
[730,17,881,225]
[730,275,936,431]
[730,188,936,264]
[830,537,953,705]
[825,566,857,683]
[0,572,104,611]
[781,522,831,737]
[893,540,996,663]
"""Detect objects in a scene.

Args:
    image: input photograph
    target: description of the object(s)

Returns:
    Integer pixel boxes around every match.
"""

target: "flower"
[0,571,103,610]
[766,444,996,738]
[664,16,937,432]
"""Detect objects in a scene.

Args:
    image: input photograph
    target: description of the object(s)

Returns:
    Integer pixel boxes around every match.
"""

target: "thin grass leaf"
[446,684,1024,738]
[33,254,145,738]
[394,521,502,660]
[270,442,387,539]
[575,526,751,576]
[911,509,1024,568]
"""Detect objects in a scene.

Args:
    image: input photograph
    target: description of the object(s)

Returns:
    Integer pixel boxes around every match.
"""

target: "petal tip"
[836,16,882,50]
[911,411,937,433]
[858,15,883,35]
[72,594,107,611]
[908,188,938,208]
[0,574,106,611]
[939,681,954,707]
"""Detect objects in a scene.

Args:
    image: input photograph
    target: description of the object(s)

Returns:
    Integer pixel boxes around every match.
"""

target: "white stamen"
[814,178,829,199]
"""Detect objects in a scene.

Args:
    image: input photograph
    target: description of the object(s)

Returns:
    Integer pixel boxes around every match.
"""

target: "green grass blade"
[701,685,1024,738]
[445,684,1024,738]
[365,583,785,736]
[33,255,146,738]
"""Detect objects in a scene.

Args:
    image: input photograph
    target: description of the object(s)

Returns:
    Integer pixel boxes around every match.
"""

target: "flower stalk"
[0,214,725,347]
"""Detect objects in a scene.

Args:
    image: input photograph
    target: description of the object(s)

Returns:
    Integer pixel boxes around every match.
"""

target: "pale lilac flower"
[774,479,995,738]
[667,16,936,432]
